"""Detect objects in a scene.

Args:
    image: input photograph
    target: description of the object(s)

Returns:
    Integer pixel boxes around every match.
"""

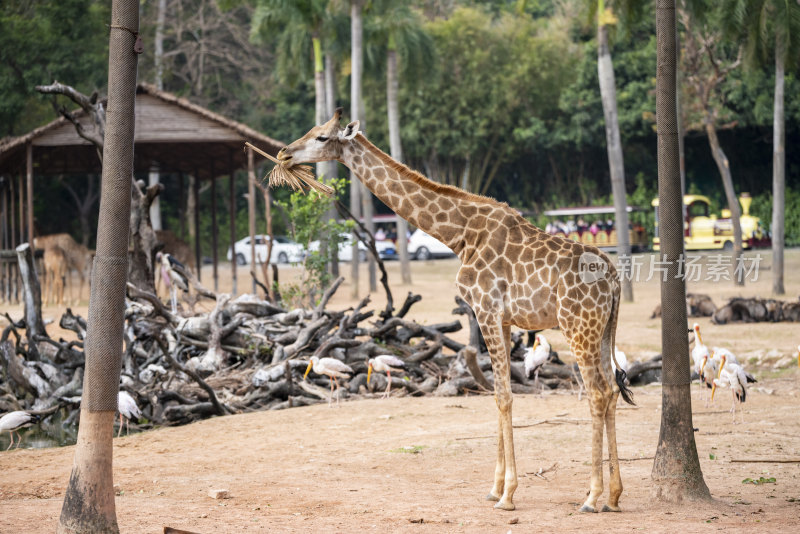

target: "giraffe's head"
[277,108,360,165]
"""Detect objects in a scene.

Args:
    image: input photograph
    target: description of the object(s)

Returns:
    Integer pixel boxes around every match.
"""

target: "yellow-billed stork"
[367,355,406,398]
[304,356,353,406]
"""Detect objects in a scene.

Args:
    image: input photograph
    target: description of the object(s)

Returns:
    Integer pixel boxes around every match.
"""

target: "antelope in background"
[35,233,93,305]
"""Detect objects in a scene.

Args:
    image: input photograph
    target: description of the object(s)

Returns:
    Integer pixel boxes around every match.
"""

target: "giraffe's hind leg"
[602,390,622,512]
[569,341,613,514]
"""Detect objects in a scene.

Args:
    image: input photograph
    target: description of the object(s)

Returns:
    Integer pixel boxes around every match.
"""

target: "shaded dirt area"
[1,378,800,533]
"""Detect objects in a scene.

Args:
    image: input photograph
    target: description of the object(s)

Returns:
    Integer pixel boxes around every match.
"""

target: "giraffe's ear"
[340,120,360,141]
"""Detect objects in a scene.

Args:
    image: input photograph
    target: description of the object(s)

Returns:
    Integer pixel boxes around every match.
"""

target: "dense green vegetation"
[2,0,799,252]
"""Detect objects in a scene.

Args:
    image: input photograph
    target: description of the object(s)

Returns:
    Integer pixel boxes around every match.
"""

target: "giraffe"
[278,109,635,512]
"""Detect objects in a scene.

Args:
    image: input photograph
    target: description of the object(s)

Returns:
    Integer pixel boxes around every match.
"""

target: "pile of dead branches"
[0,277,592,432]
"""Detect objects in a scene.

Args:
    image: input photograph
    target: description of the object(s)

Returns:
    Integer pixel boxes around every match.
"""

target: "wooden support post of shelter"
[18,170,24,246]
[193,170,201,282]
[211,161,218,293]
[229,150,237,296]
[26,142,33,244]
[178,172,185,240]
[247,146,256,294]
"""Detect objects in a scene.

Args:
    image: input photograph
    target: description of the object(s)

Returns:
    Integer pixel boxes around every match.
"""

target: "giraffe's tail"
[609,278,635,406]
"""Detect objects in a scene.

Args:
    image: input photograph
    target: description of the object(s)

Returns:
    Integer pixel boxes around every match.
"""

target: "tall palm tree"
[350,0,365,298]
[650,0,711,502]
[371,0,434,285]
[251,0,330,172]
[723,0,800,294]
[595,0,633,302]
[58,1,139,531]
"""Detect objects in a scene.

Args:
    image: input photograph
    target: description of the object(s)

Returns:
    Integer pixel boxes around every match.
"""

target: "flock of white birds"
[690,323,762,424]
[2,321,799,449]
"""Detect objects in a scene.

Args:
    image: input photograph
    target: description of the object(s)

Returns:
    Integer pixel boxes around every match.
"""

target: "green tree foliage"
[0,0,109,135]
[276,178,351,306]
[392,6,578,194]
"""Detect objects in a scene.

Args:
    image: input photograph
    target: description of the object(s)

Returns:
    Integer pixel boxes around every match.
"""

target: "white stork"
[711,358,749,424]
[613,346,629,373]
[367,355,407,398]
[117,390,141,437]
[691,323,710,377]
[0,411,39,450]
[524,334,550,388]
[304,356,354,406]
[698,354,717,404]
[156,252,189,314]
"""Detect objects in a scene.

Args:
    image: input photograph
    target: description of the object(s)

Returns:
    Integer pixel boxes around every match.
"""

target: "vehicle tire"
[415,247,431,261]
[235,253,246,266]
[278,252,289,264]
[722,241,734,251]
[358,250,368,263]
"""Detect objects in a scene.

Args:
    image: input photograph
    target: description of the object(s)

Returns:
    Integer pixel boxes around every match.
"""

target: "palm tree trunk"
[324,51,339,277]
[704,115,744,286]
[597,19,633,302]
[313,35,326,177]
[324,52,339,184]
[349,0,363,299]
[651,0,710,503]
[771,42,785,295]
[58,1,139,531]
[387,44,412,285]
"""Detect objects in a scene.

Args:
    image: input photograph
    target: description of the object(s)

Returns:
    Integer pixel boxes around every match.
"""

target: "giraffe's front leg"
[481,322,517,510]
[486,416,505,502]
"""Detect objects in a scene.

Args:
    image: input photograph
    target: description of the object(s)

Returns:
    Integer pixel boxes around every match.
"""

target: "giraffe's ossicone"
[279,109,635,512]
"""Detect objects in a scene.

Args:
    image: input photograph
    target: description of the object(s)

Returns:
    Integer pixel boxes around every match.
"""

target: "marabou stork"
[117,390,141,437]
[156,252,189,314]
[524,334,550,388]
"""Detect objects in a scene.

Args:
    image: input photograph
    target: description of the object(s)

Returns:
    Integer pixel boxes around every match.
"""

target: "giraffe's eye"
[316,135,329,142]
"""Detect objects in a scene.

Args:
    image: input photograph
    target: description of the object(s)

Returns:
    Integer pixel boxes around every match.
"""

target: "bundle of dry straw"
[245,142,334,197]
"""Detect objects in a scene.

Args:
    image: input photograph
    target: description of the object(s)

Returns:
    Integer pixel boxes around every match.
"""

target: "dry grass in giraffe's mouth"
[245,142,334,197]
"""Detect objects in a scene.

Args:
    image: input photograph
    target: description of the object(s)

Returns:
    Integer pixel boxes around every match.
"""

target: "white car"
[227,235,304,265]
[407,229,454,260]
[308,232,397,262]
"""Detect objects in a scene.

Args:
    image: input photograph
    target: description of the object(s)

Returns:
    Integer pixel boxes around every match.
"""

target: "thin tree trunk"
[704,116,743,286]
[324,52,339,278]
[313,34,326,178]
[155,0,166,90]
[651,0,711,503]
[58,1,139,531]
[349,0,363,299]
[771,44,785,295]
[597,18,633,302]
[387,45,412,285]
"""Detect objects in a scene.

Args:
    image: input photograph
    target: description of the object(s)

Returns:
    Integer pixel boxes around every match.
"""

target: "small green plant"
[709,453,716,460]
[276,177,352,307]
[390,445,427,454]
[742,477,776,485]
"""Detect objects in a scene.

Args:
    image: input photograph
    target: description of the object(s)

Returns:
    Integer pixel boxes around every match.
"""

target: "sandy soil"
[2,249,800,532]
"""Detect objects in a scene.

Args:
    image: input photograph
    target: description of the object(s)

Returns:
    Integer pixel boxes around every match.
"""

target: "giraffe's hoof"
[601,504,621,512]
[493,500,515,511]
[485,493,500,502]
[578,505,598,513]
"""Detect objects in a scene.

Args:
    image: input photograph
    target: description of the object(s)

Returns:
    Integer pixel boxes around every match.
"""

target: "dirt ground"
[2,249,800,532]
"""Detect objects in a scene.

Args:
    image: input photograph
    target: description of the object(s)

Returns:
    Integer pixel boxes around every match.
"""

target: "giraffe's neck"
[339,134,491,255]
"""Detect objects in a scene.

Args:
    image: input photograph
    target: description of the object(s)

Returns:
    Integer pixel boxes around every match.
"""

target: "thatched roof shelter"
[0,83,286,295]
